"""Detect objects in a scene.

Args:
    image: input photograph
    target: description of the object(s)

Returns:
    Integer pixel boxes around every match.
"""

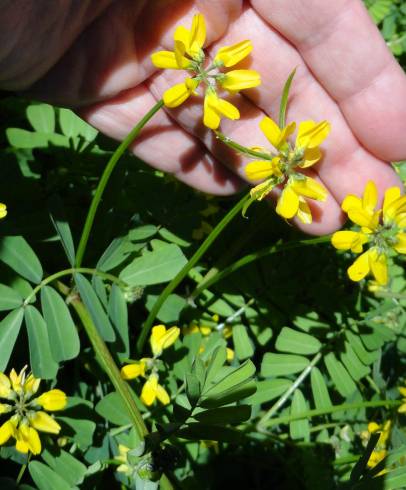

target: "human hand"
[2,0,405,234]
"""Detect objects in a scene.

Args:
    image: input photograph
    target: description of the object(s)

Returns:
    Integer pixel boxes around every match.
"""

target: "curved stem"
[136,193,250,354]
[191,235,331,299]
[75,99,164,268]
[24,267,126,305]
[216,131,275,161]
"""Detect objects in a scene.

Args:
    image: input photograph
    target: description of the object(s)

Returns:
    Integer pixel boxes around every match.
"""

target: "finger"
[82,83,243,195]
[251,0,406,162]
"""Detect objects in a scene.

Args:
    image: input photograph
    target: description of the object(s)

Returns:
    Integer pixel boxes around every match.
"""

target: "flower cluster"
[0,366,67,455]
[244,117,330,223]
[332,181,406,285]
[151,13,261,129]
[121,325,180,406]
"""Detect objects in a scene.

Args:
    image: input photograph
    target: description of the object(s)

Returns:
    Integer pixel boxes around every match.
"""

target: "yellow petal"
[296,197,313,224]
[150,325,180,356]
[163,79,196,108]
[348,208,377,229]
[398,403,406,413]
[190,13,206,51]
[362,181,378,213]
[347,250,371,282]
[156,384,170,405]
[342,195,363,213]
[174,25,190,53]
[399,387,406,397]
[0,372,11,398]
[331,231,368,253]
[24,374,41,396]
[16,425,41,455]
[121,361,146,380]
[394,232,406,254]
[0,420,14,445]
[300,147,322,168]
[141,375,158,406]
[368,422,381,434]
[0,203,7,219]
[384,195,406,224]
[10,368,24,393]
[214,40,252,67]
[35,389,67,411]
[276,185,299,219]
[29,411,61,434]
[245,158,280,181]
[220,69,261,92]
[259,116,282,149]
[369,248,388,285]
[150,51,190,70]
[203,91,240,130]
[296,120,330,149]
[290,176,327,201]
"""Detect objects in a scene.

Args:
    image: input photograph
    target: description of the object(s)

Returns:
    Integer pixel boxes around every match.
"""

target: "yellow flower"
[121,359,147,380]
[151,13,261,129]
[398,385,406,413]
[245,116,330,223]
[0,367,67,455]
[0,203,6,219]
[361,420,391,474]
[150,324,180,357]
[332,181,406,285]
[141,374,170,406]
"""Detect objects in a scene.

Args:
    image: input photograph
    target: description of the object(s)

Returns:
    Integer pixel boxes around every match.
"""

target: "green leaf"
[200,379,256,409]
[42,449,87,487]
[95,391,134,426]
[261,353,310,377]
[177,424,244,443]
[289,389,310,441]
[24,306,58,379]
[58,416,95,449]
[108,285,130,359]
[26,104,55,133]
[324,352,357,398]
[29,462,71,490]
[204,360,255,396]
[194,405,251,425]
[6,128,49,148]
[186,373,201,405]
[368,0,392,24]
[49,203,75,265]
[129,225,158,241]
[41,286,80,362]
[0,284,23,311]
[120,243,187,286]
[232,324,254,360]
[158,227,191,247]
[345,331,379,365]
[245,378,292,405]
[0,236,43,283]
[279,68,296,128]
[205,346,227,387]
[0,308,24,371]
[146,294,186,323]
[310,367,332,410]
[275,326,321,355]
[96,237,132,272]
[59,108,98,141]
[340,342,370,381]
[74,273,116,342]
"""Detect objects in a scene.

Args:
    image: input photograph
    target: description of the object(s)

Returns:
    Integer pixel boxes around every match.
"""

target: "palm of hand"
[8,0,406,234]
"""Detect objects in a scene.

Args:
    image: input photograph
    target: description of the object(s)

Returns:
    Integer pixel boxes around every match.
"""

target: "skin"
[1,0,405,235]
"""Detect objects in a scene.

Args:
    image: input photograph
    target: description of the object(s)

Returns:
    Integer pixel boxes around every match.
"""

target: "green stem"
[75,99,164,268]
[24,267,126,305]
[136,193,250,354]
[216,131,275,161]
[191,235,331,299]
[260,399,400,430]
[69,296,148,439]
